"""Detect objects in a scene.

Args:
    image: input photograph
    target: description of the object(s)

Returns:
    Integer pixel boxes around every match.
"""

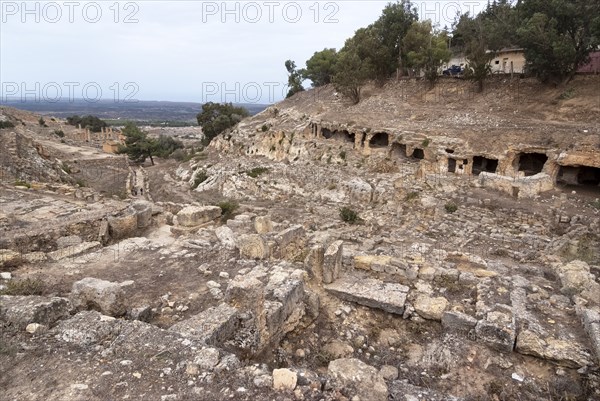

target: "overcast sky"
[1,1,484,104]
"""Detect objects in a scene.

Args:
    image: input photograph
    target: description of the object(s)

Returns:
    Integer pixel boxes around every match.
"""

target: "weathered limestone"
[215,226,236,249]
[475,309,516,353]
[442,311,478,334]
[225,274,265,345]
[555,260,600,303]
[192,347,221,370]
[325,276,409,315]
[254,215,273,234]
[48,241,101,261]
[131,200,153,228]
[515,329,593,368]
[478,172,554,199]
[56,235,82,249]
[264,267,306,346]
[70,277,126,317]
[323,240,343,284]
[98,220,110,244]
[176,205,221,227]
[272,368,297,391]
[169,303,239,345]
[0,295,70,328]
[306,244,324,282]
[354,255,392,271]
[326,358,388,401]
[274,225,306,260]
[108,210,138,240]
[237,234,269,259]
[413,294,449,321]
[0,249,21,267]
[53,311,123,346]
[323,340,354,359]
[580,308,600,364]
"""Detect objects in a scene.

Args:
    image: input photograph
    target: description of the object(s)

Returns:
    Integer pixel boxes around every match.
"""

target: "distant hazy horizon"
[1,1,484,104]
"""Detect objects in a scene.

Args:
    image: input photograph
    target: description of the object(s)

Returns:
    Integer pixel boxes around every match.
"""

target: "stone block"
[70,277,126,317]
[0,295,70,328]
[323,240,343,284]
[176,206,221,227]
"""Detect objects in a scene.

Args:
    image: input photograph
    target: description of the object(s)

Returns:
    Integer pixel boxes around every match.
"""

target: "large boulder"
[272,368,297,391]
[515,329,593,368]
[254,215,273,234]
[326,358,388,401]
[475,309,516,353]
[237,234,269,260]
[0,295,70,328]
[176,206,221,227]
[413,294,448,321]
[215,226,236,249]
[555,260,600,303]
[70,277,126,317]
[131,200,153,228]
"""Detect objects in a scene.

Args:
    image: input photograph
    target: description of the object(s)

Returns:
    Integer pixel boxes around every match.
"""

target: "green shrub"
[421,138,430,148]
[339,151,346,160]
[339,206,360,224]
[558,88,576,100]
[591,200,600,210]
[217,200,239,221]
[261,124,269,132]
[38,117,46,126]
[75,179,86,187]
[66,115,107,132]
[444,202,458,213]
[61,163,72,174]
[0,121,15,129]
[53,130,65,137]
[155,134,184,158]
[246,167,269,178]
[192,170,208,189]
[0,277,44,295]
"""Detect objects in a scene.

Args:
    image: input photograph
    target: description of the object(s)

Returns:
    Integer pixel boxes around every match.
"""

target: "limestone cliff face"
[0,130,62,183]
[206,77,600,198]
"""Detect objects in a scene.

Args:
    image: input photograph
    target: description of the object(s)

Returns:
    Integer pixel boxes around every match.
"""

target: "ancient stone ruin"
[1,77,599,400]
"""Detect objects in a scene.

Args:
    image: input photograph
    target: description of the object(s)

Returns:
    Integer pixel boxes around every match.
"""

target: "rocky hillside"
[1,76,600,401]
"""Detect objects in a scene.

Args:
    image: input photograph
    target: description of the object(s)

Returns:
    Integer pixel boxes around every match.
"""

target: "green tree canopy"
[403,21,451,85]
[516,0,600,84]
[66,115,107,133]
[196,102,249,143]
[154,135,184,158]
[372,0,419,78]
[303,48,338,87]
[285,60,305,98]
[116,122,157,165]
[454,13,495,92]
[332,49,374,104]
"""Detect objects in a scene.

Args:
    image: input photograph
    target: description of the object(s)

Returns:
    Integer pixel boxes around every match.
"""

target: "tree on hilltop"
[303,48,338,87]
[403,21,451,85]
[285,60,305,98]
[196,102,249,143]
